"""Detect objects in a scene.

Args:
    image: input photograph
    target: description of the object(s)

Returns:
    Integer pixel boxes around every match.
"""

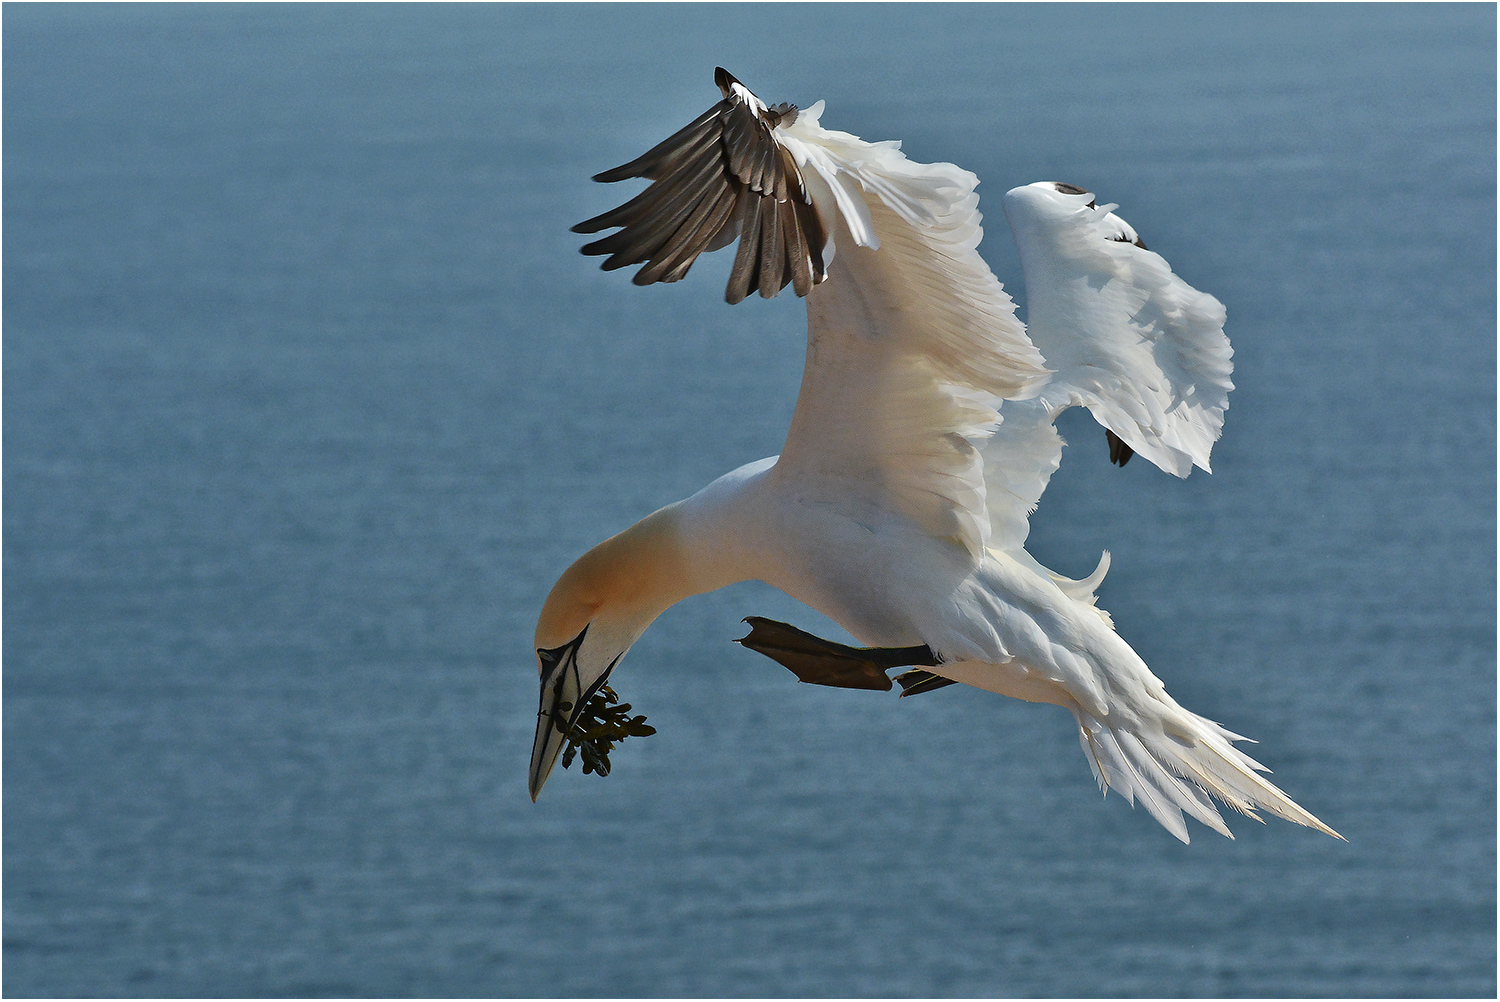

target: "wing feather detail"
[587,105,723,184]
[771,105,1050,558]
[573,68,825,304]
[1002,182,1234,477]
[580,149,728,269]
[976,398,1066,553]
[725,188,765,306]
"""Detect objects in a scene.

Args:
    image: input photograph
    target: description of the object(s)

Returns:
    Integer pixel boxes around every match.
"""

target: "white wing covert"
[771,102,1049,558]
[974,397,1064,553]
[1003,182,1234,478]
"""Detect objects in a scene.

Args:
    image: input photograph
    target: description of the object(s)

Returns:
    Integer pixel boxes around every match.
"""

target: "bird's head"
[527,508,687,800]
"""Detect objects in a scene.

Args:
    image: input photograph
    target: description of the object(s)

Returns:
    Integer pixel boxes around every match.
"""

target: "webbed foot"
[892,669,959,697]
[735,616,947,692]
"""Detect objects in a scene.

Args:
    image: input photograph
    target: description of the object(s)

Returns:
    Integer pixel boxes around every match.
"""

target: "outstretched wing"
[1003,182,1234,478]
[576,70,1050,559]
[573,67,827,304]
[770,103,1049,558]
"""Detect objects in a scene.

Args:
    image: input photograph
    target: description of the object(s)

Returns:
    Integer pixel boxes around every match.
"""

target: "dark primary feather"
[779,191,813,297]
[757,191,783,298]
[573,69,826,304]
[725,190,764,305]
[1108,231,1149,251]
[582,150,727,267]
[635,184,738,286]
[589,105,722,184]
[1106,428,1135,466]
[1052,181,1097,208]
[791,191,827,294]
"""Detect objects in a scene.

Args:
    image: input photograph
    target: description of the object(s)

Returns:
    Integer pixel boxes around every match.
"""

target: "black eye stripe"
[537,624,589,685]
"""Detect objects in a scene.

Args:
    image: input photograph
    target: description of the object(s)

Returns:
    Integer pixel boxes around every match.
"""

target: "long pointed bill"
[528,682,570,802]
[528,627,614,801]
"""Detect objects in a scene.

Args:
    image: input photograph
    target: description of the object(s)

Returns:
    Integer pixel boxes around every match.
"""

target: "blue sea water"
[4,4,1495,997]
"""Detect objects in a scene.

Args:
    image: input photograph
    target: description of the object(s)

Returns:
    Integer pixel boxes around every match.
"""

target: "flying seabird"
[530,69,1340,843]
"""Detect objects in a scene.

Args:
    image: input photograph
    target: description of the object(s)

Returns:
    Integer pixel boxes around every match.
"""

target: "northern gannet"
[530,69,1340,843]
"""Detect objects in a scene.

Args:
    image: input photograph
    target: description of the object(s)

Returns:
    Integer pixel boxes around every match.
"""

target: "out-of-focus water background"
[5,4,1494,997]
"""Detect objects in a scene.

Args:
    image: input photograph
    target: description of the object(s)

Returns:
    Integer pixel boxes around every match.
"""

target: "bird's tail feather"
[1071,703,1343,844]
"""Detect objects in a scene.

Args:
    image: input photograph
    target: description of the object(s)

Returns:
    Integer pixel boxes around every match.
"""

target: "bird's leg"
[735,616,955,694]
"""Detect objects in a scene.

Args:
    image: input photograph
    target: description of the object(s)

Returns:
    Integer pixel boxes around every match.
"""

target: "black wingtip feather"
[590,106,723,184]
[574,70,825,305]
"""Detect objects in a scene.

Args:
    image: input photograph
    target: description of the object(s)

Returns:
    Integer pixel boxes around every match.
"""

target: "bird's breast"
[747,483,975,649]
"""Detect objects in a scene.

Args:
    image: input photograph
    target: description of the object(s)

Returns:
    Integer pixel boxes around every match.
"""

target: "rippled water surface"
[6,5,1495,997]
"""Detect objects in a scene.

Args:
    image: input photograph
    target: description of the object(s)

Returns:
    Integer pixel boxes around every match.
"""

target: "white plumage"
[530,70,1339,843]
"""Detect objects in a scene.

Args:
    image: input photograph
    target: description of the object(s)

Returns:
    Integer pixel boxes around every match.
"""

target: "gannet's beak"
[528,626,614,801]
[528,681,567,803]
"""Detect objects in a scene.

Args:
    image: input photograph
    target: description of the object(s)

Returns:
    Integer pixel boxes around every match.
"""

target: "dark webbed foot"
[892,669,959,697]
[735,616,950,693]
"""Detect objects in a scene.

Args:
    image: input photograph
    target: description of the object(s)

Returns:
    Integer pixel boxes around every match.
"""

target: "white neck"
[534,459,774,653]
